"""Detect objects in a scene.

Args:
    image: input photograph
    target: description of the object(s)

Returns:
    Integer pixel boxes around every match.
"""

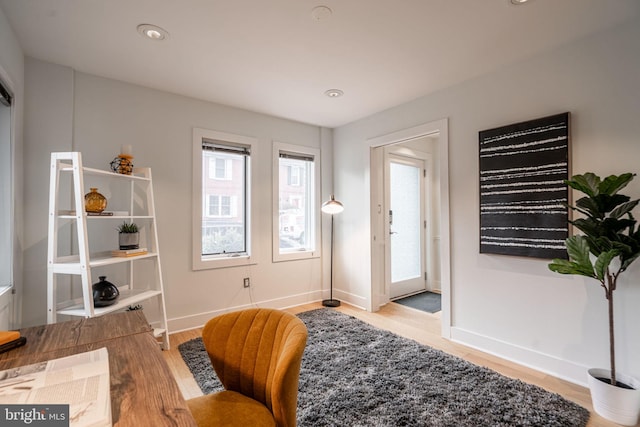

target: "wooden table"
[0,311,197,426]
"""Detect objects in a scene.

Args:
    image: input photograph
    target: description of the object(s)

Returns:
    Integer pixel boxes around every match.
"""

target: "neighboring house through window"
[209,157,232,180]
[273,142,320,262]
[192,128,256,270]
[288,165,302,186]
[207,194,235,217]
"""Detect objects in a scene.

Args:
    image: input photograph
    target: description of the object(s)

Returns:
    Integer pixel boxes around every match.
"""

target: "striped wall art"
[479,112,570,259]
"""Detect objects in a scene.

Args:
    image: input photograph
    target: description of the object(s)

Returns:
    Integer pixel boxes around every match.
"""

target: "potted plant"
[117,222,139,250]
[548,172,640,425]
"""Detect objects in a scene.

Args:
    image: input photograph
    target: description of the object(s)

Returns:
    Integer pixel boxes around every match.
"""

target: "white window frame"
[272,141,321,262]
[192,128,257,270]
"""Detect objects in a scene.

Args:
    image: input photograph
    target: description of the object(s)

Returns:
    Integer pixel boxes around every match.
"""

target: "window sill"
[273,250,319,263]
[192,254,256,271]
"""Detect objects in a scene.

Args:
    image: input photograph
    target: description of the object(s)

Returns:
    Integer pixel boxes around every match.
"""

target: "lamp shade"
[321,195,344,214]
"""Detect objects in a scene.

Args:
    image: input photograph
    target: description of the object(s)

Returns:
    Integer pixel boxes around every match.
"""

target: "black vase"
[92,276,120,307]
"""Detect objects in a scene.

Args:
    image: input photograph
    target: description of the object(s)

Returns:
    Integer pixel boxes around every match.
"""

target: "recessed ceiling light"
[510,0,531,4]
[325,89,344,98]
[137,24,169,41]
[311,6,332,21]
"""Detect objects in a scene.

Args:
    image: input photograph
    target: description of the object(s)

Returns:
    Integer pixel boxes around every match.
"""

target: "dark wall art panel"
[479,112,570,259]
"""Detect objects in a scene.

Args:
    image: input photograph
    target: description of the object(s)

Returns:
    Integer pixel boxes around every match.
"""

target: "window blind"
[279,151,314,162]
[202,139,250,155]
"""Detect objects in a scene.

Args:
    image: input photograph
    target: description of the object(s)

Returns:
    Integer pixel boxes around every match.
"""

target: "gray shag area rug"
[179,308,589,426]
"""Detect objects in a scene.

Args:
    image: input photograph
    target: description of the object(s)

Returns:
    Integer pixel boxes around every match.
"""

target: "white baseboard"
[168,288,368,333]
[332,288,367,310]
[429,280,441,293]
[168,290,323,333]
[451,327,590,387]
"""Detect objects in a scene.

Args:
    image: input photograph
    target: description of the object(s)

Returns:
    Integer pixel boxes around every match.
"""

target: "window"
[201,143,247,255]
[192,128,256,270]
[273,142,320,262]
[0,78,13,328]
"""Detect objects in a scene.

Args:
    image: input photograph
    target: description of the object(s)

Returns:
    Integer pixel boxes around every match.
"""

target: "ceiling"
[1,1,639,128]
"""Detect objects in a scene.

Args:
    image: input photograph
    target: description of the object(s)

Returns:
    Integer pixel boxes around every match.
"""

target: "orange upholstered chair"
[186,308,308,427]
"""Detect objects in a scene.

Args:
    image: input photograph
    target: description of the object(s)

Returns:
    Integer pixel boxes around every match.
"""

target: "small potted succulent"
[548,172,640,425]
[117,222,139,250]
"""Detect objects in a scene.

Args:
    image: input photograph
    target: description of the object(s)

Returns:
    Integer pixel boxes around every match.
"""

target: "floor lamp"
[322,195,344,307]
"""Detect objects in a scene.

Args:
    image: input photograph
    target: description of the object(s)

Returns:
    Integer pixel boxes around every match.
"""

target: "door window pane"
[390,161,422,282]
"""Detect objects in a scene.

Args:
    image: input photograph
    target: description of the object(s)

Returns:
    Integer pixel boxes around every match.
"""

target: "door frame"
[368,118,451,338]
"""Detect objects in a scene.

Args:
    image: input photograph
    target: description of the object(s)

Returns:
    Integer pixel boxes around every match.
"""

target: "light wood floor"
[163,302,636,427]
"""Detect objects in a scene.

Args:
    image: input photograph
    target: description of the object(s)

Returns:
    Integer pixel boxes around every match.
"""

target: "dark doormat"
[393,291,441,313]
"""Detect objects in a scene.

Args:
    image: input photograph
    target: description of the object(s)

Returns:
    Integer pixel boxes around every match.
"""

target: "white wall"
[333,18,640,385]
[22,62,332,329]
[22,58,74,327]
[0,6,24,328]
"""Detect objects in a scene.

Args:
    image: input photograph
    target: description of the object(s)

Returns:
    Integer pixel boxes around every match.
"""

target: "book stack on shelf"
[57,210,129,216]
[111,248,148,257]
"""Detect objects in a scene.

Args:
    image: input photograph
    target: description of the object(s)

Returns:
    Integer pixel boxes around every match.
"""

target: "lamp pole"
[322,195,343,307]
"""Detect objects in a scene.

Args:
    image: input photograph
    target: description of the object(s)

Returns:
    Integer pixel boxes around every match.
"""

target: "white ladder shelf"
[47,152,170,349]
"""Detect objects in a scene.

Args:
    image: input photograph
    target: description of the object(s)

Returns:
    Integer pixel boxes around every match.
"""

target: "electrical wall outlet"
[243,277,250,288]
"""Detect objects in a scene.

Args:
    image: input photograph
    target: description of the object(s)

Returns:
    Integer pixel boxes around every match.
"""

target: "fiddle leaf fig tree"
[549,172,640,387]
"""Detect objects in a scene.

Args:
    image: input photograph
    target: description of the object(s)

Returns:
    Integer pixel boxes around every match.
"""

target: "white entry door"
[385,153,426,299]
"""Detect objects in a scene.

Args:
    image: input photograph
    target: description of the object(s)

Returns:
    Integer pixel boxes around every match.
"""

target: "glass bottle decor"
[110,155,134,175]
[110,144,134,175]
[84,187,107,213]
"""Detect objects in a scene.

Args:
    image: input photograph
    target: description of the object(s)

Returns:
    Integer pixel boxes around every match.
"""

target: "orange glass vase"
[84,188,107,213]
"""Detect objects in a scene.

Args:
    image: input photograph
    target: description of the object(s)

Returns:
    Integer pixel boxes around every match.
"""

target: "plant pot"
[118,232,139,250]
[588,368,640,426]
